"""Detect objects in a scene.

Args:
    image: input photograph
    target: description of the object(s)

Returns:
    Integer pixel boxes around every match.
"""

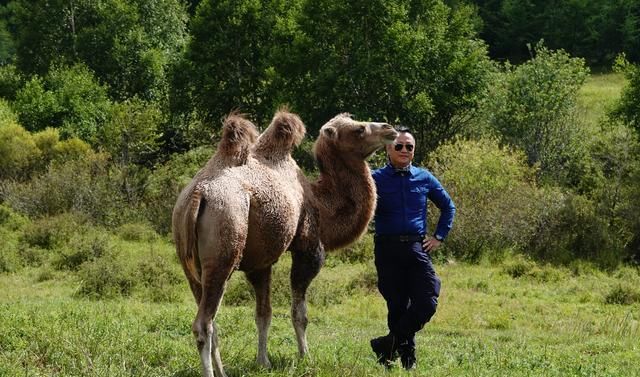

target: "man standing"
[370,126,455,369]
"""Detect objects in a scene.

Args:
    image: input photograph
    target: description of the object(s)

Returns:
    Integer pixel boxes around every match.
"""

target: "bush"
[137,253,183,302]
[76,251,136,299]
[53,230,113,271]
[612,58,640,133]
[331,233,374,265]
[428,137,543,262]
[482,42,589,185]
[12,64,111,142]
[503,255,537,279]
[19,213,85,250]
[116,223,158,242]
[605,284,640,305]
[0,98,17,125]
[0,228,21,273]
[0,64,23,100]
[528,192,625,269]
[0,122,41,180]
[1,152,142,226]
[143,146,213,234]
[0,204,29,231]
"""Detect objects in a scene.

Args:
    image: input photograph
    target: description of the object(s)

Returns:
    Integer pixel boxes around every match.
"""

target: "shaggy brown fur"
[172,110,396,377]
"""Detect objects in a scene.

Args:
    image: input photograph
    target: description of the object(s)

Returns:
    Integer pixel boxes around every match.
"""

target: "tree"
[174,0,296,127]
[483,42,589,184]
[100,98,163,167]
[8,0,188,102]
[12,64,111,142]
[280,0,492,157]
[612,58,640,134]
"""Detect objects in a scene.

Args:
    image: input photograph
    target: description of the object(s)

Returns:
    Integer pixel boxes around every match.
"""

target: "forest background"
[2,0,640,376]
[3,0,640,268]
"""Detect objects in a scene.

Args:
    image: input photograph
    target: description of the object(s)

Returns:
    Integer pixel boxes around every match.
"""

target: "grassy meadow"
[1,73,640,377]
[1,247,639,377]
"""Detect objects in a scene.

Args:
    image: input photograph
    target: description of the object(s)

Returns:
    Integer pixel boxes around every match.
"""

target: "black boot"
[370,333,399,367]
[399,344,416,370]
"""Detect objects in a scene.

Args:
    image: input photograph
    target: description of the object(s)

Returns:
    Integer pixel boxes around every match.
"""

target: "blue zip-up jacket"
[372,163,456,239]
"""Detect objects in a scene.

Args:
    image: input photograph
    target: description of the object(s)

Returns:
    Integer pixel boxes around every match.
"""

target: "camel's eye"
[356,126,366,135]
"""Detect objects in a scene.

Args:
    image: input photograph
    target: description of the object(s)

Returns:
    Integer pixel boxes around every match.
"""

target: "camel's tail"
[173,187,203,284]
[215,113,259,166]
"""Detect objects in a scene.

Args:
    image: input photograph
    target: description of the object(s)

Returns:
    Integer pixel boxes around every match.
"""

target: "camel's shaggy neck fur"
[312,137,376,250]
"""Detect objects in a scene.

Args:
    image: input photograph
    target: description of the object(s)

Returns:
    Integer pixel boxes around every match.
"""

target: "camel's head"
[315,113,397,160]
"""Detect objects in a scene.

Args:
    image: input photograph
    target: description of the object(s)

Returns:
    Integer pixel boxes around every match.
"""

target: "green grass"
[577,72,626,129]
[1,253,639,377]
[1,72,636,377]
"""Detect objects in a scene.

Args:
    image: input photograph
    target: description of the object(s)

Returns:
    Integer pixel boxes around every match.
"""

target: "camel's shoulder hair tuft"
[215,112,259,166]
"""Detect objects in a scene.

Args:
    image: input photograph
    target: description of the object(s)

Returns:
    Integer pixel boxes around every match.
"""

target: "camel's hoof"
[257,357,272,369]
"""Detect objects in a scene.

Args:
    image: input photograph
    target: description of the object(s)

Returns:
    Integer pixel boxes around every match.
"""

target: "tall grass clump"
[116,222,158,242]
[605,284,640,305]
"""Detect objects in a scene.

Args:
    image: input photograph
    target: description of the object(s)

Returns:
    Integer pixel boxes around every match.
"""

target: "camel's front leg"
[290,244,325,356]
[245,266,273,368]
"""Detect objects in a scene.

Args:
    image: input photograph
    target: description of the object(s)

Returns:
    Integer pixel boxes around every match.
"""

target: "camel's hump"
[215,113,259,166]
[253,109,306,160]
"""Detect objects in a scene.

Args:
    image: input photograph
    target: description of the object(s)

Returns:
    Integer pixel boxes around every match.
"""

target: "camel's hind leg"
[245,266,273,367]
[290,244,325,356]
[193,201,249,377]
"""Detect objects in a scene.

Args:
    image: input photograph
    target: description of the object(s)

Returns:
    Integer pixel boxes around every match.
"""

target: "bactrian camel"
[172,110,397,377]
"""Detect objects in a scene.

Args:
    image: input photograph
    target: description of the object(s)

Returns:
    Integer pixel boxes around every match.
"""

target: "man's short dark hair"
[395,125,412,134]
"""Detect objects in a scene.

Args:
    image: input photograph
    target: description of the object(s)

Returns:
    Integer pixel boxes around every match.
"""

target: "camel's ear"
[321,125,337,140]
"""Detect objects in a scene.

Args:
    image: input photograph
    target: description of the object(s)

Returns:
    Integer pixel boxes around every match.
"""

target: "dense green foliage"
[281,0,493,155]
[472,0,640,66]
[7,0,188,101]
[2,0,640,268]
[482,43,589,185]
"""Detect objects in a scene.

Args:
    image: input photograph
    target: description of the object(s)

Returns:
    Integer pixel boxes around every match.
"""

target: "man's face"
[386,132,415,168]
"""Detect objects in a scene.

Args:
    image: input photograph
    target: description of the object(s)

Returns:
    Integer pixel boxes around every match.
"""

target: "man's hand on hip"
[423,237,442,252]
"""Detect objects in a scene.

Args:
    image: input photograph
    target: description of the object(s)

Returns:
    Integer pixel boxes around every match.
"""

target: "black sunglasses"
[394,143,414,152]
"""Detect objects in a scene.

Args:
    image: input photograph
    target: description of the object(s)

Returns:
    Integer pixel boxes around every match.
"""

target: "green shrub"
[612,58,640,133]
[99,98,163,167]
[143,146,213,234]
[51,137,92,164]
[0,204,29,231]
[116,223,158,242]
[331,233,374,265]
[346,264,378,293]
[0,98,17,125]
[137,253,183,302]
[528,192,624,269]
[53,230,112,271]
[0,122,41,180]
[428,137,542,262]
[19,213,87,250]
[76,251,136,299]
[503,255,537,279]
[605,285,640,305]
[0,64,23,100]
[0,228,21,273]
[482,42,589,186]
[1,152,141,226]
